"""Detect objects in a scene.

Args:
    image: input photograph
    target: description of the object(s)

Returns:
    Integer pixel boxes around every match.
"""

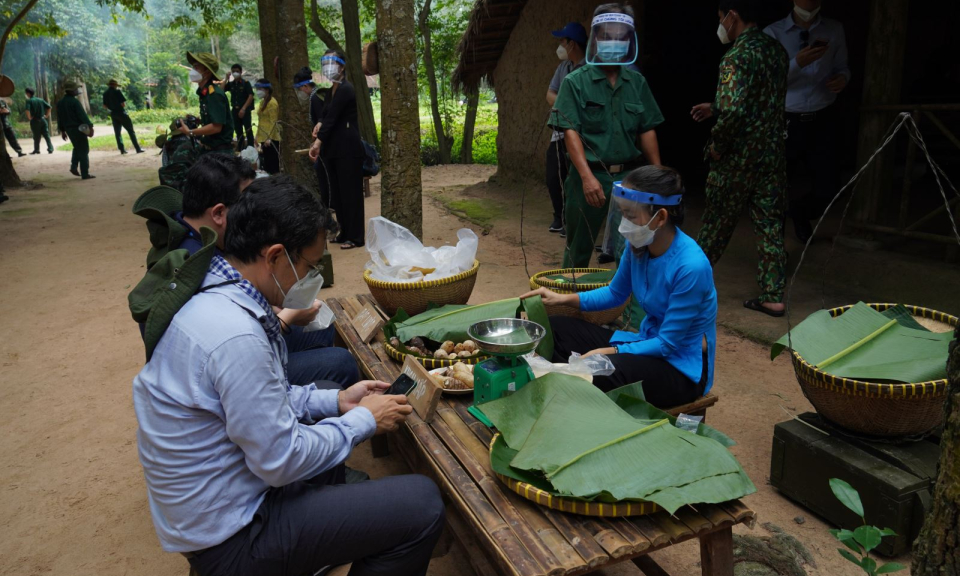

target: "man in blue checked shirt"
[764,0,851,243]
[132,175,443,576]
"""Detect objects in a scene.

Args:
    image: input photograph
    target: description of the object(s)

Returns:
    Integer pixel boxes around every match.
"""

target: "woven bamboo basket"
[529,268,627,326]
[791,303,957,438]
[364,260,480,317]
[490,434,657,517]
[383,340,490,369]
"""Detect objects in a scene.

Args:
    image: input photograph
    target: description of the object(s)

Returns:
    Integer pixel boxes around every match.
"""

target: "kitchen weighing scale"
[466,318,545,427]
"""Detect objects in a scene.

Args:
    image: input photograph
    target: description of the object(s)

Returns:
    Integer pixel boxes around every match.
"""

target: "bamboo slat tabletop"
[328,294,755,576]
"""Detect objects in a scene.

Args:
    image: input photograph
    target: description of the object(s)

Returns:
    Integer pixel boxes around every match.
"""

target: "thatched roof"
[453,0,528,91]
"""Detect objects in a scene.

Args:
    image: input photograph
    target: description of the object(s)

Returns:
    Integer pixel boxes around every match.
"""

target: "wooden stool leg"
[700,527,734,576]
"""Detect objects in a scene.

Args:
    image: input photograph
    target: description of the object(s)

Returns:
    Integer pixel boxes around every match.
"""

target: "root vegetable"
[462,340,477,352]
[440,340,455,354]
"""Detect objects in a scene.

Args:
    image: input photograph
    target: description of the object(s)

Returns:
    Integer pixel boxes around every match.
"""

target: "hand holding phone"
[811,39,829,49]
[386,373,417,396]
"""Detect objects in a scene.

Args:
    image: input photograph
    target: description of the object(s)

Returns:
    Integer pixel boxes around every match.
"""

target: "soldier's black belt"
[786,111,821,123]
[589,159,642,175]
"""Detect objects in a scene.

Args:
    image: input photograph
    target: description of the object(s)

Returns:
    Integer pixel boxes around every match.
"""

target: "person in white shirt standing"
[546,22,588,237]
[764,0,850,243]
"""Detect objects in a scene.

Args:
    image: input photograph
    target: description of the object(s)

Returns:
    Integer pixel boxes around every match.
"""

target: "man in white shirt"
[765,0,851,243]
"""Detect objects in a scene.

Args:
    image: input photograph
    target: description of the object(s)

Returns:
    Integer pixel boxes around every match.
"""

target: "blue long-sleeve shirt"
[132,271,375,553]
[579,229,718,392]
[764,13,851,114]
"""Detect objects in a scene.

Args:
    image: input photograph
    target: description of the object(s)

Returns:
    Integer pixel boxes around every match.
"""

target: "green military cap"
[108,79,119,86]
[128,226,219,361]
[63,79,80,91]
[186,51,221,80]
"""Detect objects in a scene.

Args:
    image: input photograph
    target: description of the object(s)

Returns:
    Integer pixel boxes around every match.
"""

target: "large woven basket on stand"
[529,268,627,326]
[791,303,958,438]
[364,260,480,317]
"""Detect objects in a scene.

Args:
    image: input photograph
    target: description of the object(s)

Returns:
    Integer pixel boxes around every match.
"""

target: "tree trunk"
[0,0,41,188]
[258,0,279,84]
[912,329,960,574]
[377,0,422,238]
[341,0,378,148]
[460,88,479,164]
[272,0,315,190]
[417,0,451,164]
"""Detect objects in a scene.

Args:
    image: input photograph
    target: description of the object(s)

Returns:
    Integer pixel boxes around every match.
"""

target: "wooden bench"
[328,294,754,576]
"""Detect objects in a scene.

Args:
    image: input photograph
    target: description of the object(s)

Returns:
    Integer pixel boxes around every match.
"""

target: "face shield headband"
[293,79,313,88]
[321,55,346,66]
[587,13,639,66]
[255,82,272,89]
[612,181,683,206]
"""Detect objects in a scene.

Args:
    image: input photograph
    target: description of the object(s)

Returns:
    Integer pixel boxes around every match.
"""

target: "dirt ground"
[0,146,920,576]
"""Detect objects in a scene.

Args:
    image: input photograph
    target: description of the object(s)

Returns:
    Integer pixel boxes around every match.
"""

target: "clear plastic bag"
[524,352,616,378]
[675,413,703,433]
[364,217,478,283]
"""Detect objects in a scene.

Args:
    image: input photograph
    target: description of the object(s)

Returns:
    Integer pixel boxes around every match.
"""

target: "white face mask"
[717,12,732,45]
[297,88,311,103]
[256,89,267,99]
[556,44,568,61]
[618,211,662,249]
[322,64,341,81]
[793,4,821,22]
[188,69,203,83]
[232,71,241,79]
[272,248,334,332]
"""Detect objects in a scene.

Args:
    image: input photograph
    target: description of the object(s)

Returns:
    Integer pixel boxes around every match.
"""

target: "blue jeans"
[187,466,444,576]
[284,326,360,389]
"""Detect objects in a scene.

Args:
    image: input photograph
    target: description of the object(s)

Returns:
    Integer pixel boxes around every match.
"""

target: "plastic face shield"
[587,13,638,66]
[612,181,682,221]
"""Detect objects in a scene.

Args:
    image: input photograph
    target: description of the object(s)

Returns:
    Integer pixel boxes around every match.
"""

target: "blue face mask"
[595,40,630,61]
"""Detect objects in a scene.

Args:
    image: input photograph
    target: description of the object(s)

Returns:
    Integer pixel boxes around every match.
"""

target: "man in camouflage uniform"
[692,0,788,316]
[56,80,95,179]
[102,79,144,154]
[24,87,54,154]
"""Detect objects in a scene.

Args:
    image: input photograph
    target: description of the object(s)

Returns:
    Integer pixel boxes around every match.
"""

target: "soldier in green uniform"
[551,3,663,268]
[223,63,255,151]
[24,87,54,155]
[103,79,144,155]
[691,0,789,317]
[0,98,26,157]
[56,80,95,180]
[177,52,234,156]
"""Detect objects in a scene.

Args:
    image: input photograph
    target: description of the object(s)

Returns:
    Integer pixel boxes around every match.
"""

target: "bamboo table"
[328,294,756,576]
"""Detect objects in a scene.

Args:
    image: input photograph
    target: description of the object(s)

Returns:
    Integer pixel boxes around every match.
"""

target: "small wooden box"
[770,414,937,556]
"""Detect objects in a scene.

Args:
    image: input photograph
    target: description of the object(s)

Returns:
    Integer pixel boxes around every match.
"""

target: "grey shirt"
[549,59,585,141]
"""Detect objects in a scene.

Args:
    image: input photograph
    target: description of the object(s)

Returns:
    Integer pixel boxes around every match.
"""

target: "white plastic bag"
[364,217,478,283]
[523,352,616,380]
[240,145,259,168]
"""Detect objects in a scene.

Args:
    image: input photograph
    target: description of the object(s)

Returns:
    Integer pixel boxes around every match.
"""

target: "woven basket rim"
[531,267,615,293]
[364,260,480,291]
[488,434,656,517]
[790,303,957,394]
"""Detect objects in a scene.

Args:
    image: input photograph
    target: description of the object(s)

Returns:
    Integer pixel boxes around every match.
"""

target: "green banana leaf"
[771,302,950,383]
[545,271,616,285]
[481,374,756,513]
[386,297,554,358]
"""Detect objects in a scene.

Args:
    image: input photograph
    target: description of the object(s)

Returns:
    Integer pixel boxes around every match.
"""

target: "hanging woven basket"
[791,303,957,438]
[529,268,626,326]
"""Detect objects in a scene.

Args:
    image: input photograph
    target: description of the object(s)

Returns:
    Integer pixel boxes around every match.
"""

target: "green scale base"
[469,356,535,428]
[771,413,940,557]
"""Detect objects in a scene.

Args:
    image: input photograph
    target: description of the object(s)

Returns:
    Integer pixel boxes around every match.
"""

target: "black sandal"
[340,241,362,250]
[743,298,785,317]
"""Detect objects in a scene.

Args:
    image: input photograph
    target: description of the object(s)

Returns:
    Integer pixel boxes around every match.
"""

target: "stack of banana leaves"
[481,374,756,514]
[771,303,951,382]
[383,296,554,358]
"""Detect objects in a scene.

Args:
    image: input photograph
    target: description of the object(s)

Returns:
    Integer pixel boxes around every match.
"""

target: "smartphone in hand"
[812,39,829,49]
[386,374,417,396]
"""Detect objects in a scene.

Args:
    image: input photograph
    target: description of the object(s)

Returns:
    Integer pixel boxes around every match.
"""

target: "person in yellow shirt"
[255,78,281,174]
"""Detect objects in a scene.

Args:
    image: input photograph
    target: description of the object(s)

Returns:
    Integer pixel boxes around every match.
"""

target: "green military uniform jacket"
[0,99,14,128]
[224,79,254,113]
[56,94,92,132]
[103,87,128,117]
[550,65,664,166]
[26,96,51,121]
[709,27,788,169]
[197,80,234,150]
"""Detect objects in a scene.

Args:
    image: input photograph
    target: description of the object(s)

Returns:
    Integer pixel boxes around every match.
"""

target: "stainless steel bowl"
[468,318,545,356]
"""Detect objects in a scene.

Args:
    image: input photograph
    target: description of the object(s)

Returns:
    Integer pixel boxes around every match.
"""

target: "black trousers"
[261,141,281,174]
[187,466,444,576]
[111,113,142,152]
[545,139,568,221]
[549,315,705,408]
[786,106,841,222]
[318,154,365,245]
[233,109,255,150]
[2,123,22,153]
